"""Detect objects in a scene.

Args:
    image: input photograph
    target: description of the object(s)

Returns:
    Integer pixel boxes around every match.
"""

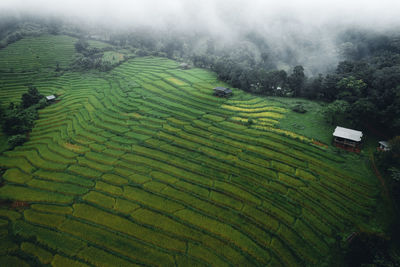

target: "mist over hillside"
[1,0,400,74]
[1,0,400,136]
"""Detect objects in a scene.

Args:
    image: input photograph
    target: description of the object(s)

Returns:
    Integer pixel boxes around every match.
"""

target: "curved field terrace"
[0,37,379,266]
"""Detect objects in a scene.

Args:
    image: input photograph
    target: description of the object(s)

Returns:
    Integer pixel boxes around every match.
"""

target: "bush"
[292,104,307,113]
[1,87,47,150]
[21,86,43,109]
[7,134,27,149]
[246,119,254,126]
[74,39,89,53]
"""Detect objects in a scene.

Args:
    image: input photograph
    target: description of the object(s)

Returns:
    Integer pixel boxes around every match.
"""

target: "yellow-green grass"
[31,204,73,215]
[13,220,86,256]
[52,255,89,267]
[83,191,116,209]
[2,168,32,184]
[0,35,77,72]
[0,256,29,267]
[0,38,380,267]
[4,149,67,171]
[27,179,88,195]
[0,156,35,173]
[175,209,270,265]
[0,185,73,204]
[102,51,125,65]
[20,242,53,264]
[33,169,95,187]
[77,246,139,267]
[0,209,21,221]
[59,219,176,265]
[72,203,187,252]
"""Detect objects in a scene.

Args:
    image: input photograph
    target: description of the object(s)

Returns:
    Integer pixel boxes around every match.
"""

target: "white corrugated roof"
[333,126,363,142]
[46,95,56,100]
[379,141,390,147]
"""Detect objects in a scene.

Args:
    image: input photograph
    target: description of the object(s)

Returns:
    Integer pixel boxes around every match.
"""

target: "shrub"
[246,118,254,126]
[292,104,307,113]
[22,86,43,109]
[7,134,27,149]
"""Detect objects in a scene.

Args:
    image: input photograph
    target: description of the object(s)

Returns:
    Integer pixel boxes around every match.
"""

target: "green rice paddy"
[0,35,380,266]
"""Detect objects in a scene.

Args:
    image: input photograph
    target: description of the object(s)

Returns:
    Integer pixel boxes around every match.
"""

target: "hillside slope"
[0,36,380,266]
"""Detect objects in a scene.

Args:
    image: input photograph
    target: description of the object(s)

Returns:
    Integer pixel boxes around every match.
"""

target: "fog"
[1,0,400,73]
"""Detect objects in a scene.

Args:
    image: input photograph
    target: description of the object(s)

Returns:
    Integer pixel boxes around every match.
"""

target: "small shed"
[333,126,363,152]
[46,95,56,102]
[180,63,190,70]
[378,141,391,151]
[213,87,233,97]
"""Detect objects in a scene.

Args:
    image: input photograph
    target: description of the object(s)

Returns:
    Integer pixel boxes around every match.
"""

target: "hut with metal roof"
[179,63,190,70]
[378,141,391,151]
[213,87,232,97]
[333,126,363,152]
[46,95,56,102]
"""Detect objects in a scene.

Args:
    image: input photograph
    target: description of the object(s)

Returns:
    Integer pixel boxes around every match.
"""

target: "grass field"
[0,35,381,266]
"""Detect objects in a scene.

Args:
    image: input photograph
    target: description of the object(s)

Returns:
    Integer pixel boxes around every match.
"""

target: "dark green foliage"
[0,101,4,118]
[246,119,254,126]
[307,34,400,135]
[376,136,400,223]
[2,104,39,135]
[1,87,47,149]
[292,104,307,114]
[376,137,400,172]
[5,32,23,46]
[74,39,89,53]
[323,100,350,125]
[188,31,400,135]
[7,134,27,149]
[73,39,123,71]
[288,66,305,97]
[343,232,399,267]
[21,86,43,109]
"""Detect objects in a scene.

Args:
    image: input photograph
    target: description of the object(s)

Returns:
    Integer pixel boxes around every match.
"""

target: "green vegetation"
[1,86,48,147]
[273,97,334,144]
[0,35,384,266]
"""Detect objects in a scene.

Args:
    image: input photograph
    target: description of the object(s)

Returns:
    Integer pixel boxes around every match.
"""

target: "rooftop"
[333,126,363,142]
[379,141,390,148]
[213,87,232,93]
[46,95,56,101]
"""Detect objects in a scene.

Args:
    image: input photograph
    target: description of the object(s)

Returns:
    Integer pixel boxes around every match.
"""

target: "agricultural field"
[102,51,126,65]
[0,34,78,105]
[0,35,380,266]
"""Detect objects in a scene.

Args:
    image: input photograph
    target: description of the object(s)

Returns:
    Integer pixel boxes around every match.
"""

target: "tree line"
[0,86,48,149]
[106,28,400,137]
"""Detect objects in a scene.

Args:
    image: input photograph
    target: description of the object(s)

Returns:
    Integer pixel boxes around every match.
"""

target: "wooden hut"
[333,126,363,152]
[378,141,391,151]
[213,87,232,97]
[179,63,190,70]
[46,95,56,102]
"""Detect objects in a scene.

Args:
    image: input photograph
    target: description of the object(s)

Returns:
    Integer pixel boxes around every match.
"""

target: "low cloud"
[1,0,400,73]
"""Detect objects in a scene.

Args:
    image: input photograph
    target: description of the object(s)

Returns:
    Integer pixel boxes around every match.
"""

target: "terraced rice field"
[0,34,77,105]
[0,37,379,266]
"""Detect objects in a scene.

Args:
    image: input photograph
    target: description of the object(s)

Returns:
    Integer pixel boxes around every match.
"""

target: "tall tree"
[21,86,43,109]
[324,100,350,125]
[288,65,305,97]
